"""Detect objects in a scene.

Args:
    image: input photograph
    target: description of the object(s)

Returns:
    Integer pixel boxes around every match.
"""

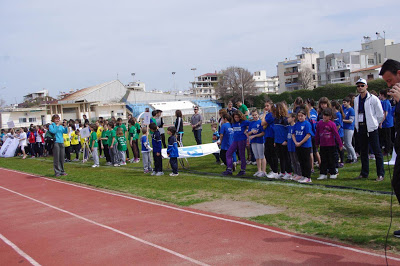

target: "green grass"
[1,124,400,253]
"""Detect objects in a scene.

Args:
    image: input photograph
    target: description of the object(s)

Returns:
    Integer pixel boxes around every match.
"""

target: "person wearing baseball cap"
[353,77,385,181]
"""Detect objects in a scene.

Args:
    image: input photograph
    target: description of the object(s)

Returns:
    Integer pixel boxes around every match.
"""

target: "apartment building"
[190,72,219,99]
[277,47,319,93]
[253,70,279,94]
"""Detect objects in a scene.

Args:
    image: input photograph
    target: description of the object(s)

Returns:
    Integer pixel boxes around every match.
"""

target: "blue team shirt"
[219,122,234,150]
[151,130,162,153]
[263,112,274,139]
[212,131,220,143]
[273,117,288,144]
[343,107,355,130]
[309,108,318,134]
[231,120,250,141]
[382,99,394,128]
[141,135,150,152]
[249,120,264,144]
[167,135,179,158]
[334,111,344,137]
[293,120,312,148]
[287,125,296,152]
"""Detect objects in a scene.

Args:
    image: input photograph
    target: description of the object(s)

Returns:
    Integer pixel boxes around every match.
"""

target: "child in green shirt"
[89,124,99,168]
[116,127,127,166]
[129,118,140,163]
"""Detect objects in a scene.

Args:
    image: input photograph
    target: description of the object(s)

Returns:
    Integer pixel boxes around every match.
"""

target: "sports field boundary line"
[0,184,208,266]
[0,233,41,266]
[1,167,399,263]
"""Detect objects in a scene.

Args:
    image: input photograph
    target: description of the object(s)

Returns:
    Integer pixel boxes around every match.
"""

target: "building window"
[312,64,315,69]
[19,118,27,123]
[29,118,36,123]
[367,74,374,80]
[378,54,382,63]
[368,59,374,65]
[313,75,316,80]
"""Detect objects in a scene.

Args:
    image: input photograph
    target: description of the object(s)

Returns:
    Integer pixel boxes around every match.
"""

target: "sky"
[1,0,399,105]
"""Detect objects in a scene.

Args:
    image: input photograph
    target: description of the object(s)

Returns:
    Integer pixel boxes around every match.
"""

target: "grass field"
[1,124,400,253]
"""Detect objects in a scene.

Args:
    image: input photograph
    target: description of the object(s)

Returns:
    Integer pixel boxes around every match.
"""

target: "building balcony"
[329,64,351,72]
[331,77,350,84]
[285,82,300,88]
[283,60,301,66]
[284,71,299,76]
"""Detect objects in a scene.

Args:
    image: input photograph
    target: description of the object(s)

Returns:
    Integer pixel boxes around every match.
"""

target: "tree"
[299,67,314,90]
[216,66,256,102]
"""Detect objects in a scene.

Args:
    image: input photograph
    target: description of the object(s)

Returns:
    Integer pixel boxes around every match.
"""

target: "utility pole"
[191,68,197,99]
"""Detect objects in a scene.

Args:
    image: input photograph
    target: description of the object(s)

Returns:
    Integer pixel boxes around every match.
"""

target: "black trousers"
[320,146,337,175]
[275,143,292,173]
[170,157,178,174]
[103,144,111,162]
[392,151,400,204]
[379,127,393,154]
[161,133,167,148]
[71,144,80,159]
[153,153,163,172]
[65,146,71,160]
[264,137,278,173]
[296,147,312,178]
[220,149,227,165]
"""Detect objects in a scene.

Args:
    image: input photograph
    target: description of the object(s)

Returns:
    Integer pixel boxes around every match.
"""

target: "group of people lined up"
[215,79,394,183]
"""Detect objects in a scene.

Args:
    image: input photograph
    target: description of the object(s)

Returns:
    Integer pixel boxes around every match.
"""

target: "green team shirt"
[109,129,117,146]
[117,135,127,151]
[115,124,127,134]
[101,129,109,145]
[135,123,141,139]
[238,104,249,119]
[89,132,98,148]
[129,125,137,141]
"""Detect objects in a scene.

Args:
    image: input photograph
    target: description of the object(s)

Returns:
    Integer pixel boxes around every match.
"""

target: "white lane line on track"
[1,167,399,263]
[0,233,41,266]
[0,185,208,266]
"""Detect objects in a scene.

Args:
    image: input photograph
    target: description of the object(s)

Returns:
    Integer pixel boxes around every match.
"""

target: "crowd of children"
[2,92,395,182]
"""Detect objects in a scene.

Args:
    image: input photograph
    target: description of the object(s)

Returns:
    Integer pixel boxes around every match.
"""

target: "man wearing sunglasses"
[353,78,385,181]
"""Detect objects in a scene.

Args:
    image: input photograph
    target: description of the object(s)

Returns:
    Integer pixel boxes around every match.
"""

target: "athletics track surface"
[1,167,400,265]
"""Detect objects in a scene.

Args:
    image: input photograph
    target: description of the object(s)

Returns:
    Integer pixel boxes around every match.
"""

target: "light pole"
[191,68,197,99]
[384,30,386,60]
[172,72,176,100]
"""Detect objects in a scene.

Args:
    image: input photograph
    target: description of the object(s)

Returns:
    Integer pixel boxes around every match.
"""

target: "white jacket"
[354,92,384,132]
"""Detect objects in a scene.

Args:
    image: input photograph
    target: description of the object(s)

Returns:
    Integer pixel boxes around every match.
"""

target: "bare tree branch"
[299,67,314,90]
[216,66,256,100]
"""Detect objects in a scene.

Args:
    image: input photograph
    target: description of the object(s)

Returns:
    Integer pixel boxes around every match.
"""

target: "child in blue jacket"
[167,126,179,176]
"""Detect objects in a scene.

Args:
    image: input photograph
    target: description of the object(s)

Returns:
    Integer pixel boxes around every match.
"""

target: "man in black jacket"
[381,59,400,237]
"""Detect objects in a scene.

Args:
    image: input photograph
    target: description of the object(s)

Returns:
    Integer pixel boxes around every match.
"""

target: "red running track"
[1,167,399,265]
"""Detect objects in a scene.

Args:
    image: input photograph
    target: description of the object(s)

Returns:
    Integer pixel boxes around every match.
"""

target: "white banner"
[161,142,220,159]
[80,127,90,138]
[143,112,151,125]
[0,138,19,158]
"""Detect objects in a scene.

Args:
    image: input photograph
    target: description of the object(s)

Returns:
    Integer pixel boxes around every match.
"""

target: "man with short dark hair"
[191,106,203,145]
[380,59,400,237]
[236,100,249,120]
[353,78,384,181]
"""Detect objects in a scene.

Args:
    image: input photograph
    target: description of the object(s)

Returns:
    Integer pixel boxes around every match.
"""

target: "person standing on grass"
[315,108,343,180]
[247,109,266,177]
[287,113,302,181]
[261,100,279,178]
[222,111,249,176]
[191,106,203,145]
[149,122,163,176]
[49,115,69,177]
[342,97,357,163]
[15,128,27,159]
[108,122,119,167]
[128,119,140,163]
[353,78,385,181]
[292,109,313,183]
[167,126,179,177]
[380,59,400,237]
[141,127,153,174]
[89,124,100,168]
[101,123,112,165]
[175,110,184,143]
[218,113,234,167]
[379,89,394,155]
[116,127,127,166]
[155,110,167,148]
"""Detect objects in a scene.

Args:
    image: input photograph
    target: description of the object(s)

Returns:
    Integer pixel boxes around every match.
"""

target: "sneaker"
[353,175,367,180]
[220,163,225,166]
[151,171,157,176]
[134,159,140,163]
[330,174,337,179]
[256,172,266,177]
[351,159,358,164]
[120,162,127,166]
[156,172,164,176]
[253,171,261,177]
[246,160,251,165]
[169,173,179,176]
[129,158,135,163]
[251,161,257,165]
[236,170,246,176]
[92,164,99,168]
[317,174,328,180]
[106,162,112,165]
[292,175,303,181]
[22,155,26,159]
[144,170,150,174]
[73,158,80,162]
[298,177,312,183]
[282,173,292,180]
[369,154,376,160]
[222,170,233,176]
[345,159,353,163]
[232,162,237,172]
[394,230,400,238]
[276,173,284,179]
[376,176,384,182]
[61,173,68,176]
[31,156,35,158]
[338,163,344,168]
[113,164,120,167]
[267,172,278,179]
